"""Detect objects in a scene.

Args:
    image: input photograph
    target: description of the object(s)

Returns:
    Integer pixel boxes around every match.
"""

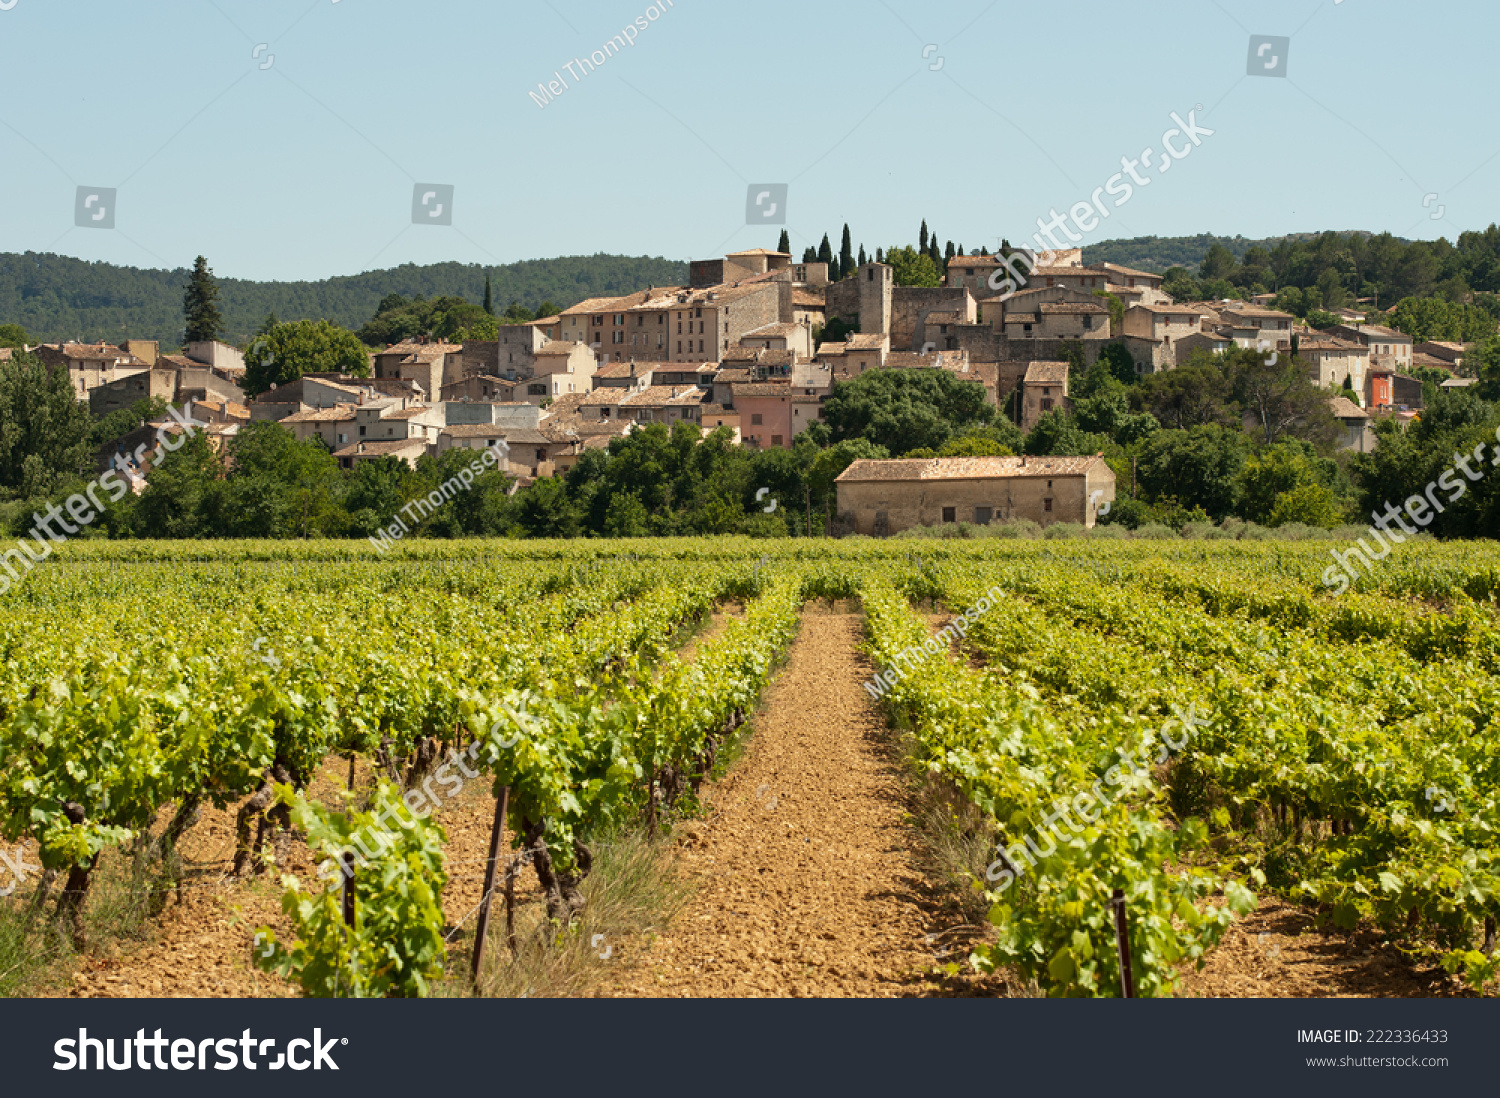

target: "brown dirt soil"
[595,609,949,998]
[1176,894,1471,998]
[52,755,534,999]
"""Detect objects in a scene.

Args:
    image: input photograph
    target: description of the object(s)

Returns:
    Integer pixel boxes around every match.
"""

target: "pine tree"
[777,229,791,254]
[857,245,867,267]
[944,241,956,262]
[483,274,494,315]
[802,246,818,263]
[839,224,854,281]
[182,256,223,345]
[919,220,929,255]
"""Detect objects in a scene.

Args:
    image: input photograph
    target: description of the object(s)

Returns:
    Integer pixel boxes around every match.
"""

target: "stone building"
[835,455,1115,534]
[1019,361,1071,431]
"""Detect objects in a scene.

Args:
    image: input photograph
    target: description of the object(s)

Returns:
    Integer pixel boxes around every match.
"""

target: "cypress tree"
[857,245,867,267]
[817,233,834,272]
[182,256,223,345]
[919,220,929,254]
[777,229,791,254]
[483,274,494,315]
[876,247,884,264]
[839,224,854,280]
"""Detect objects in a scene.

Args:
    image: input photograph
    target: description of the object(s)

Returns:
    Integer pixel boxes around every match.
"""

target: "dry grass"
[461,829,692,999]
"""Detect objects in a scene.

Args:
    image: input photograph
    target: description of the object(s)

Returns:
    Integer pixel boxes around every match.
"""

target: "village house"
[835,455,1115,534]
[1219,305,1296,349]
[331,438,429,471]
[459,323,551,382]
[439,374,518,402]
[739,321,813,359]
[1414,340,1465,371]
[1325,323,1414,374]
[1296,335,1372,400]
[280,405,361,449]
[36,341,149,398]
[731,382,793,449]
[1019,361,1071,431]
[1330,395,1375,453]
[372,339,464,400]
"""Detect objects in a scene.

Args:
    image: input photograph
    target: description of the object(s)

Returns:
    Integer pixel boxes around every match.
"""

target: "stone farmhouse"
[835,455,1116,534]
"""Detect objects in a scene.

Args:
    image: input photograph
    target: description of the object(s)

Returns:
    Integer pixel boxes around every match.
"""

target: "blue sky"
[2,0,1494,281]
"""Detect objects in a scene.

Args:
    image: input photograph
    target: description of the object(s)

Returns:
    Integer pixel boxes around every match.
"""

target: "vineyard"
[1,537,1498,998]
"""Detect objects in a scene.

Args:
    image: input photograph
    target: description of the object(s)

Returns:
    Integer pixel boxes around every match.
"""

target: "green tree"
[777,229,791,254]
[1199,243,1236,281]
[483,275,494,316]
[182,256,223,345]
[514,476,580,538]
[130,429,225,538]
[821,368,992,454]
[90,396,169,448]
[817,234,835,278]
[0,324,30,349]
[883,246,941,288]
[1237,439,1342,524]
[0,351,93,499]
[1268,481,1345,528]
[1161,267,1198,303]
[603,490,652,537]
[839,224,854,282]
[1135,424,1250,520]
[1229,346,1340,449]
[244,320,370,396]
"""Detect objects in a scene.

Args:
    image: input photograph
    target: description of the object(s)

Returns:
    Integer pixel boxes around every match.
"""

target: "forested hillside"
[1082,233,1378,273]
[0,253,688,346]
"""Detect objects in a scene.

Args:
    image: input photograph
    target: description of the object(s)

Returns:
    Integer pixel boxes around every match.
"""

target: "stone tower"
[857,262,893,338]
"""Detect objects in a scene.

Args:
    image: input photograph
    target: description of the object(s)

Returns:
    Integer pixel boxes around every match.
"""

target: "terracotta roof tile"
[836,455,1104,482]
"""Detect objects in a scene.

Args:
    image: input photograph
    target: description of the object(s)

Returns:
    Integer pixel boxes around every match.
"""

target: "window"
[1041,398,1054,412]
[1044,498,1053,513]
[677,341,682,353]
[1083,316,1093,329]
[942,507,956,523]
[771,435,783,446]
[975,507,992,525]
[698,340,704,352]
[593,316,603,326]
[751,413,763,426]
[614,314,624,325]
[359,425,366,436]
[613,331,623,344]
[637,316,643,326]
